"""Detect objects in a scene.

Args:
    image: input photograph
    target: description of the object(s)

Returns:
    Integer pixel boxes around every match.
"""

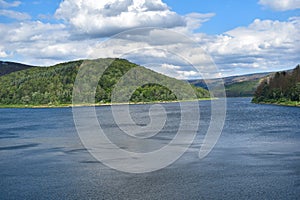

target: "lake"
[0,98,299,199]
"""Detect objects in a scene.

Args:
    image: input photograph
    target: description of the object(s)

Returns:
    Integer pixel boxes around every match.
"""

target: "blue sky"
[3,0,299,33]
[0,0,299,78]
[165,0,300,34]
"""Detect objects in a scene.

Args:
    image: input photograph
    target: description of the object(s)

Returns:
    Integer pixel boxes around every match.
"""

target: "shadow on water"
[0,143,39,151]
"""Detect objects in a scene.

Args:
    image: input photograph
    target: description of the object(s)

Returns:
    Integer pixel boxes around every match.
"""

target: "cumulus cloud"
[0,0,299,78]
[259,0,300,11]
[207,18,299,55]
[146,63,204,80]
[184,13,215,31]
[0,9,31,20]
[55,0,186,37]
[0,45,8,58]
[0,0,21,8]
[162,63,181,70]
[1,16,299,78]
[85,27,223,79]
[0,21,98,65]
[201,17,300,76]
[0,0,218,78]
[0,21,67,43]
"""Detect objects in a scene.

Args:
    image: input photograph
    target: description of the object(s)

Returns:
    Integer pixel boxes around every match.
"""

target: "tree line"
[0,58,210,106]
[252,65,300,104]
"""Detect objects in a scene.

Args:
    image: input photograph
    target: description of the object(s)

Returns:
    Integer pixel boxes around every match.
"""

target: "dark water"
[0,98,299,199]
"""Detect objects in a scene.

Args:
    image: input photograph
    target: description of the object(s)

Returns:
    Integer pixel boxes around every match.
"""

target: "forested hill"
[0,58,209,106]
[252,65,300,106]
[188,72,270,97]
[0,61,34,76]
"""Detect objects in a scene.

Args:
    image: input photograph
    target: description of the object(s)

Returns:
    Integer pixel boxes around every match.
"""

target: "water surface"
[0,98,299,199]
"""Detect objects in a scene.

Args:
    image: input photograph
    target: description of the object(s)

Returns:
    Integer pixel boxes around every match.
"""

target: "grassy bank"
[0,98,214,109]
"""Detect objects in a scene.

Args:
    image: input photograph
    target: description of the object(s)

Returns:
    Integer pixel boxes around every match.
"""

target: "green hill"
[225,80,260,97]
[0,58,209,107]
[252,65,300,106]
[0,61,34,77]
[188,72,269,97]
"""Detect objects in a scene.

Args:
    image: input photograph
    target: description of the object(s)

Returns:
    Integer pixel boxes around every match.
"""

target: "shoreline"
[253,101,300,108]
[0,98,214,109]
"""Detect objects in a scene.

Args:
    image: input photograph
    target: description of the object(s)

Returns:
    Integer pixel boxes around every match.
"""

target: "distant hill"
[252,65,300,106]
[0,61,35,76]
[0,59,209,106]
[188,72,270,97]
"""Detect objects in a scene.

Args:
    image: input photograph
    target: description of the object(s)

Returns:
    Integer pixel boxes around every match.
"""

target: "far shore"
[0,98,214,109]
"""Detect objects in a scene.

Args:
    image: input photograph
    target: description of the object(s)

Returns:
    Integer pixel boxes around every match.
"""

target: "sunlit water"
[0,98,299,199]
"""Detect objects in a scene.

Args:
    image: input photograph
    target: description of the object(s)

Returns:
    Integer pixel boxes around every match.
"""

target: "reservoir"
[0,98,299,199]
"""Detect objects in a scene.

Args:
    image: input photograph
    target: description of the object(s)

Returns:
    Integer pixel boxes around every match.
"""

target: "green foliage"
[252,65,300,104]
[0,58,210,106]
[0,61,33,76]
[225,80,260,97]
[0,60,81,105]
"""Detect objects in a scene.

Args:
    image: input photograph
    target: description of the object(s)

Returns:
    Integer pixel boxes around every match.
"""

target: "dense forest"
[0,58,209,106]
[252,65,300,105]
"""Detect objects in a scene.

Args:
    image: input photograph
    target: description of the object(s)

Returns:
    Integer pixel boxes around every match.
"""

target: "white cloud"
[0,0,21,8]
[0,21,67,43]
[55,0,186,37]
[178,70,198,77]
[1,17,299,78]
[0,21,97,65]
[259,0,300,11]
[162,63,181,70]
[0,1,299,79]
[207,18,299,55]
[0,9,31,20]
[201,17,300,76]
[184,13,215,31]
[0,46,8,58]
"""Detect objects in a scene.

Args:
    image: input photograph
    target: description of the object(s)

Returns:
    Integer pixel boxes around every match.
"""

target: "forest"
[252,65,300,105]
[0,58,209,106]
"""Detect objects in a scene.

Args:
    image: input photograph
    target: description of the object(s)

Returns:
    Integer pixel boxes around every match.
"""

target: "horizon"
[0,0,299,78]
[1,57,298,80]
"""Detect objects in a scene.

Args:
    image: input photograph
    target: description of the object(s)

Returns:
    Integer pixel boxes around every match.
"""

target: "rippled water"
[0,98,299,199]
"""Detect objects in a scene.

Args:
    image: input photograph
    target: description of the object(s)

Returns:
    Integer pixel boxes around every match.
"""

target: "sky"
[0,0,299,79]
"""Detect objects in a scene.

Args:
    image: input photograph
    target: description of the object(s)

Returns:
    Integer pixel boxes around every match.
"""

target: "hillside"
[188,72,270,97]
[225,80,260,97]
[0,61,34,77]
[252,65,300,106]
[0,59,209,106]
